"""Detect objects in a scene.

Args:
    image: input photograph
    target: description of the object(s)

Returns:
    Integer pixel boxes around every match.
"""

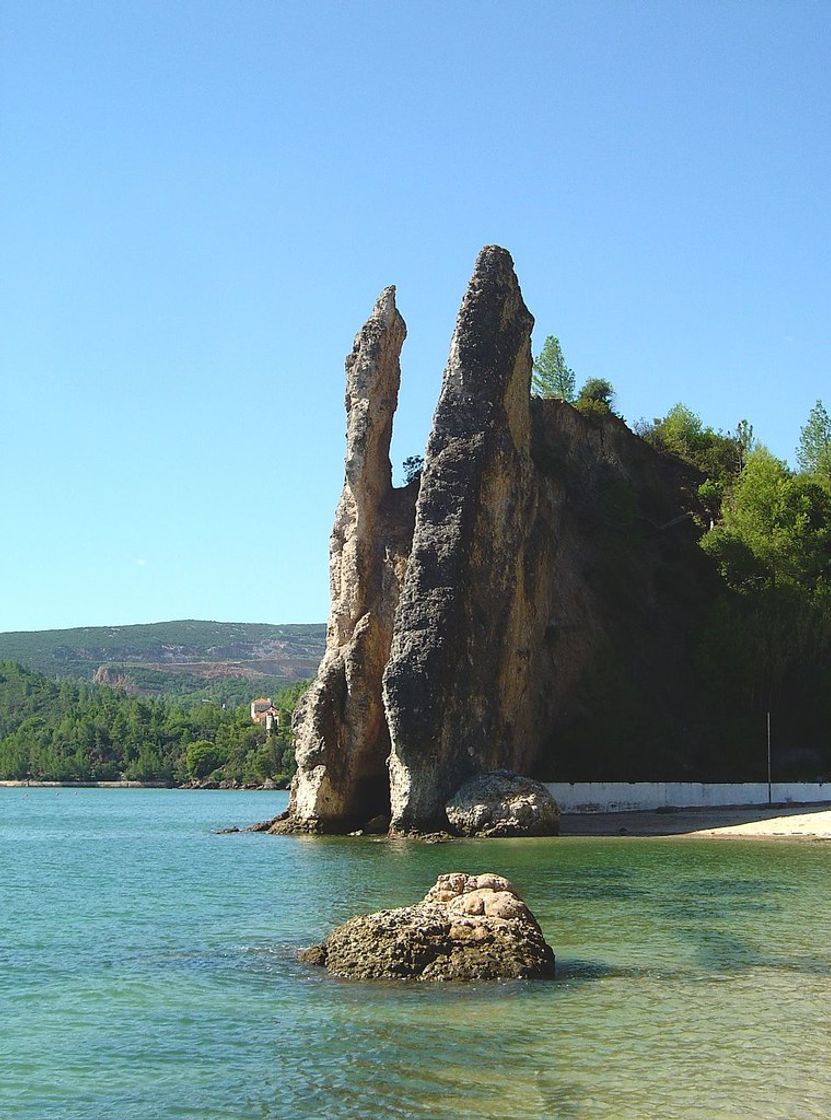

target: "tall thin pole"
[766,710,772,805]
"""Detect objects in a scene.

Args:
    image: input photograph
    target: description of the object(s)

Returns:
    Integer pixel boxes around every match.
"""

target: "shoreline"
[0,780,284,790]
[560,803,831,841]
[4,783,830,840]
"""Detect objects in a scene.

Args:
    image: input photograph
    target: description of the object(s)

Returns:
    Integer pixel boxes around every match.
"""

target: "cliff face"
[283,247,715,834]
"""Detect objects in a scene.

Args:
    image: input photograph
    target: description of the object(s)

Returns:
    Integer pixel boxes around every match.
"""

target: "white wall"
[546,781,831,813]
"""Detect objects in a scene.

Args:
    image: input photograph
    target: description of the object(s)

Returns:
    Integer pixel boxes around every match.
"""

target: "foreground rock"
[298,872,555,981]
[446,771,560,836]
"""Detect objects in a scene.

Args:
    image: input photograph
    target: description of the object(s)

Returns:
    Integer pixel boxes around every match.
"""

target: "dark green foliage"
[699,527,767,590]
[402,455,424,485]
[0,661,309,784]
[693,589,831,778]
[703,448,831,593]
[639,411,831,778]
[550,394,831,781]
[574,377,616,418]
[576,377,615,405]
[186,739,222,779]
[697,478,724,525]
[637,404,747,504]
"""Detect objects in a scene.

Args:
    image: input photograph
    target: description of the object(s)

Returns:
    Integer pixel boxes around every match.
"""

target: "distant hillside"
[0,620,326,706]
[0,660,304,785]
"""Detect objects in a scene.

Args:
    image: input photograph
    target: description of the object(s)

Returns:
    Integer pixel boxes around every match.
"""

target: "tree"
[797,400,831,487]
[575,377,616,416]
[735,419,755,471]
[702,447,831,591]
[186,739,222,780]
[637,404,747,501]
[402,455,423,484]
[656,403,705,459]
[532,336,575,400]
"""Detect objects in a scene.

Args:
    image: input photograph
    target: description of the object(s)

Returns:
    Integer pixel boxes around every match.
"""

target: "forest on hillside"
[0,661,308,785]
[639,400,830,778]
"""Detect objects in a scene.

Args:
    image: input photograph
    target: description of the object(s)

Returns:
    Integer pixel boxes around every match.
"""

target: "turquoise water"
[1,789,829,1120]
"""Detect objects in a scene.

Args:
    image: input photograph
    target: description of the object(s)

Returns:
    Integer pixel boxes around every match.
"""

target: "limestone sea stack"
[298,873,555,981]
[279,246,554,836]
[384,247,544,833]
[278,243,713,836]
[282,287,417,832]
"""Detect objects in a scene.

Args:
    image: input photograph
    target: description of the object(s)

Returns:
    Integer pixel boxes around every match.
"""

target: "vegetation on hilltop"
[532,335,576,401]
[0,661,309,785]
[0,620,325,705]
[637,401,831,777]
[532,334,831,779]
[531,335,617,418]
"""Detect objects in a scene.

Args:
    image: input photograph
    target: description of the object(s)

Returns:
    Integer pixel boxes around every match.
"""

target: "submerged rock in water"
[445,771,560,837]
[298,872,555,981]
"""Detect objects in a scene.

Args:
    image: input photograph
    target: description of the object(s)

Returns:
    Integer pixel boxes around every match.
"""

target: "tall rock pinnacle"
[284,286,416,830]
[383,246,540,832]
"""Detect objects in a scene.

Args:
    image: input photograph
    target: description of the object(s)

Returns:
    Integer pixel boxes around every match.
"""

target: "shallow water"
[1,788,829,1119]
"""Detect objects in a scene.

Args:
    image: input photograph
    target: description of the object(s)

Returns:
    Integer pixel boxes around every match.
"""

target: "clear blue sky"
[2,1,829,632]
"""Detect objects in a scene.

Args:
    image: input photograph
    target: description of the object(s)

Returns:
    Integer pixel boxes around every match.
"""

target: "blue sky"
[2,0,829,632]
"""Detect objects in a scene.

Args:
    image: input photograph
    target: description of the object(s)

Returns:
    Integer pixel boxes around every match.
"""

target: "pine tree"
[797,400,831,487]
[532,336,576,400]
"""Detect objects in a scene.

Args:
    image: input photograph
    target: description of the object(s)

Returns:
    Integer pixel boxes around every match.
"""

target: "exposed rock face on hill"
[298,872,555,981]
[281,246,716,835]
[92,666,133,692]
[0,621,326,701]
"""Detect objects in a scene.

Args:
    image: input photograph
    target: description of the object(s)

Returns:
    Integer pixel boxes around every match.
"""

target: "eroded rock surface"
[278,287,417,833]
[384,246,546,832]
[445,771,560,837]
[281,244,717,835]
[298,873,555,980]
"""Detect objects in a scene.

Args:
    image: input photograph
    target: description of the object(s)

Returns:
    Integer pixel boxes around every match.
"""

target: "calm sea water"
[1,789,829,1120]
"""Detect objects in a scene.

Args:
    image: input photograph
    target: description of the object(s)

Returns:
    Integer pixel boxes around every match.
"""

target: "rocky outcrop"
[280,245,718,835]
[384,247,548,832]
[445,771,560,837]
[278,288,417,832]
[298,872,555,980]
[93,666,132,691]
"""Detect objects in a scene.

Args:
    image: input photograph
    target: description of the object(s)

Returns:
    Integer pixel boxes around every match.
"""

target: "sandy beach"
[560,803,831,840]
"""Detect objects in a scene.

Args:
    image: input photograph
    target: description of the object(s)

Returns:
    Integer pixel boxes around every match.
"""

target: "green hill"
[0,620,326,706]
[0,660,304,785]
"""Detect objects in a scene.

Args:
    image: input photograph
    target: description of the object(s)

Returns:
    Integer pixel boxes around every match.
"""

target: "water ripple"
[2,789,830,1120]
